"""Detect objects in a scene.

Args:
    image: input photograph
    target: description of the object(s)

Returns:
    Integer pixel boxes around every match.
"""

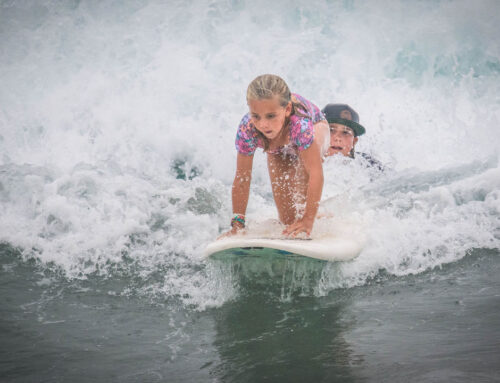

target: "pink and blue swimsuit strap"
[292,93,325,124]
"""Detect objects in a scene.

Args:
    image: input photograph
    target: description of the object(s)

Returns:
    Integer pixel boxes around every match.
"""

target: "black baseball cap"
[321,104,366,136]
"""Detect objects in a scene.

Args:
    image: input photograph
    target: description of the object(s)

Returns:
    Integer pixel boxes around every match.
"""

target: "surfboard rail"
[204,236,363,262]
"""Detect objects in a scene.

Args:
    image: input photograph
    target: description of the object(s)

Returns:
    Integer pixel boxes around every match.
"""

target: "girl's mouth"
[330,146,343,151]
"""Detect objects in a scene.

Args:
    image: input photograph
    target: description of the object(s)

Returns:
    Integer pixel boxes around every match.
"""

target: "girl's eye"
[266,114,276,119]
[342,131,353,136]
[252,115,260,120]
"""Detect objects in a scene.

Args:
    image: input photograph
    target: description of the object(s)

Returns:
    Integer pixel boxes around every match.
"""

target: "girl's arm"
[283,138,324,237]
[221,153,254,237]
[232,153,254,217]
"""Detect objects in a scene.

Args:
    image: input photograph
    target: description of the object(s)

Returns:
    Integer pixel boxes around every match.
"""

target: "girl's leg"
[267,153,308,225]
[268,122,327,225]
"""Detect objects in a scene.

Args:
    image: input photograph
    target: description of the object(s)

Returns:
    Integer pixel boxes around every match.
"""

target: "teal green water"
[1,244,499,382]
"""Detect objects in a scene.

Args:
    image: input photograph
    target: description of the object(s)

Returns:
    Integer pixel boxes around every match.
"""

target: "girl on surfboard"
[223,74,330,238]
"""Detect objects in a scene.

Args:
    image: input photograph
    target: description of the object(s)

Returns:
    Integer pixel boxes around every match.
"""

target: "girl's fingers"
[283,222,310,238]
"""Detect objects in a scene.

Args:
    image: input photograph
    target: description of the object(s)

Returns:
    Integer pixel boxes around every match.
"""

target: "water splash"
[1,0,499,308]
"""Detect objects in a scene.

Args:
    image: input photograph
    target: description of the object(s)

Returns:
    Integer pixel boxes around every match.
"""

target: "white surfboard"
[204,236,362,262]
[203,218,364,262]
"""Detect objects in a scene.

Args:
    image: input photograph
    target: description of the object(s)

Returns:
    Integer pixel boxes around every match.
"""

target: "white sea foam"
[1,0,499,308]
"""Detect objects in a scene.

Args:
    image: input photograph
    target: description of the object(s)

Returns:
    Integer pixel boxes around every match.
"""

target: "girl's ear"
[353,137,359,147]
[285,101,292,117]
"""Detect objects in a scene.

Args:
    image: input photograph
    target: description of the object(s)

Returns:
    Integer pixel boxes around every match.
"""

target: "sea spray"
[1,0,499,308]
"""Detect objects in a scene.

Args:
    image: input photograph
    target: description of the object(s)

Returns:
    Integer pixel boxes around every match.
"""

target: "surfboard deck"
[204,236,363,262]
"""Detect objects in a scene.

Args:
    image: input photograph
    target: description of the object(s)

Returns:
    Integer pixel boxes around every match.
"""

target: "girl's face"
[327,123,358,157]
[248,96,292,141]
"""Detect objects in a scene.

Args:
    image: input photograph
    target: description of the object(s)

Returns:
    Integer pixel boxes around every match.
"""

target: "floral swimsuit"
[235,93,326,157]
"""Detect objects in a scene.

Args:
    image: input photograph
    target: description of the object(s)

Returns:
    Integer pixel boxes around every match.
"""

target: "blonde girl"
[225,74,329,237]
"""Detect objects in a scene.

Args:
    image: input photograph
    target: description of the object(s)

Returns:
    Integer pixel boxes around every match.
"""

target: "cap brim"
[327,118,365,136]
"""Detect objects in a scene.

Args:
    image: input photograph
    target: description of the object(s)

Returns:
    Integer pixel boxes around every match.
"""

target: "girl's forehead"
[248,96,283,112]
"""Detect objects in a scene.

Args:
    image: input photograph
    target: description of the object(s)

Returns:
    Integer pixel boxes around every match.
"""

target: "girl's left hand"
[282,218,314,238]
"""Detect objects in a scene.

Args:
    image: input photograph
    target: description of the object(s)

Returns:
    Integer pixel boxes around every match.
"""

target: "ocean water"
[1,0,499,381]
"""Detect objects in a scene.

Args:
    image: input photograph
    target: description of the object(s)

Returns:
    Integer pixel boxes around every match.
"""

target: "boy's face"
[327,123,358,157]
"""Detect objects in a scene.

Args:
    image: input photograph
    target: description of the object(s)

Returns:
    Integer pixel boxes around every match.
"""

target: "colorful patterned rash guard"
[235,93,326,157]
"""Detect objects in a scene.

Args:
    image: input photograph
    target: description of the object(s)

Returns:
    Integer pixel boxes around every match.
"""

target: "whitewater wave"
[1,0,499,308]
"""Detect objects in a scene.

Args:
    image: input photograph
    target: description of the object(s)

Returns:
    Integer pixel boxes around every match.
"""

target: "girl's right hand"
[282,217,314,238]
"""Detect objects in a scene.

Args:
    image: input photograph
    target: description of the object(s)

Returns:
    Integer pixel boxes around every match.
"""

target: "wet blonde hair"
[247,74,307,151]
[247,74,291,107]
